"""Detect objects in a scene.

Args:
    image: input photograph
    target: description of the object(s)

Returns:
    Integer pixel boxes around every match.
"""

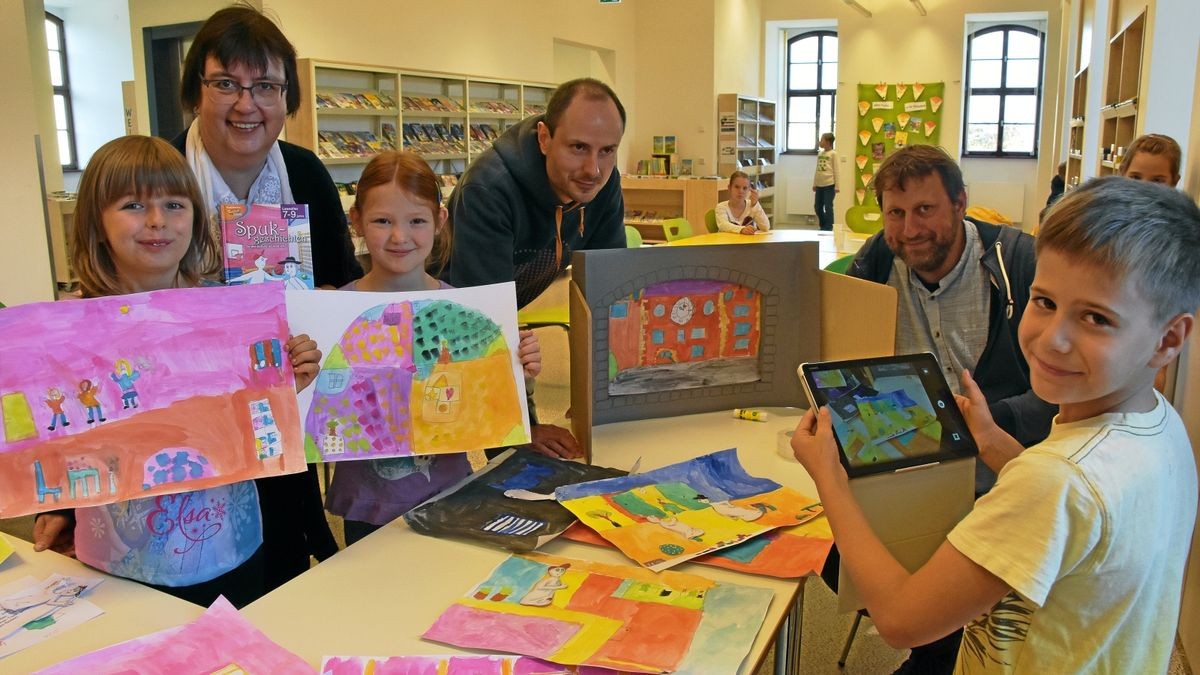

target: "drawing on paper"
[321,654,639,674]
[0,284,305,518]
[422,552,773,674]
[404,447,625,552]
[36,596,310,674]
[555,448,821,571]
[563,500,833,578]
[288,284,530,463]
[607,280,761,395]
[0,573,103,659]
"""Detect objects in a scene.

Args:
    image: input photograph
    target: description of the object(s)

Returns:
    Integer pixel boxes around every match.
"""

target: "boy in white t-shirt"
[812,132,838,231]
[792,176,1200,674]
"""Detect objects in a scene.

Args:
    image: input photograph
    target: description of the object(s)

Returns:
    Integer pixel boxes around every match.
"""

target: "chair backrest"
[624,225,643,248]
[661,217,693,242]
[823,253,856,275]
[703,209,719,233]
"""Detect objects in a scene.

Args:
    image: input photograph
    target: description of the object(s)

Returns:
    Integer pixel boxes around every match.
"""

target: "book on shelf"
[524,103,546,116]
[220,203,314,290]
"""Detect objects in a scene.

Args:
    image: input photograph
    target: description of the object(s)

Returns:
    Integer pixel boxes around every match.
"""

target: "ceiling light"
[911,0,927,16]
[843,0,872,18]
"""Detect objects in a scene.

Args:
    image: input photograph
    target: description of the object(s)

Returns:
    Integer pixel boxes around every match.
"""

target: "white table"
[244,406,815,673]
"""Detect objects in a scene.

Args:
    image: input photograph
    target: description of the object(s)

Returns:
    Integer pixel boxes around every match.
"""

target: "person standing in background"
[813,132,839,231]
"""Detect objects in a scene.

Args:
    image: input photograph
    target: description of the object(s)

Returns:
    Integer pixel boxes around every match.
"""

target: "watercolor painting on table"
[0,285,305,518]
[322,654,639,674]
[36,596,310,674]
[607,280,762,395]
[404,448,626,552]
[563,503,833,579]
[287,283,529,463]
[422,552,772,674]
[556,448,818,571]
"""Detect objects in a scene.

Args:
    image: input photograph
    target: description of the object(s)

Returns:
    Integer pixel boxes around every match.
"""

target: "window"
[963,25,1044,156]
[785,31,837,153]
[45,13,77,169]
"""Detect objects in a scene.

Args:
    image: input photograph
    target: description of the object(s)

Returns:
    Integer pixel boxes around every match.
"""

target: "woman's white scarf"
[185,119,294,239]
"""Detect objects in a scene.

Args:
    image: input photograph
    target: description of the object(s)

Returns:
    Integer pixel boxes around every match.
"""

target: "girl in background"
[715,171,771,234]
[1119,133,1181,187]
[32,135,321,608]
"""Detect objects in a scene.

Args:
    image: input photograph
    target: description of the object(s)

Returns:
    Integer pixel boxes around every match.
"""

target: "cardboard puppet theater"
[568,242,897,457]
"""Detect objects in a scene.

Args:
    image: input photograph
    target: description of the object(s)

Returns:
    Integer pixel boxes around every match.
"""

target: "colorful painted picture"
[404,448,626,552]
[286,283,530,463]
[422,552,772,674]
[562,504,833,579]
[36,596,310,674]
[0,573,103,658]
[555,449,817,571]
[0,285,304,518]
[607,281,761,396]
[321,654,636,674]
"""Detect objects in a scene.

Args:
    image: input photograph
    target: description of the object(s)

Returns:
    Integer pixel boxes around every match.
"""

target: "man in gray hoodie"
[444,78,627,308]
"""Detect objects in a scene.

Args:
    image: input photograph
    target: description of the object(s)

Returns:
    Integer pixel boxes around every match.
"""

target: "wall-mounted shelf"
[717,94,776,220]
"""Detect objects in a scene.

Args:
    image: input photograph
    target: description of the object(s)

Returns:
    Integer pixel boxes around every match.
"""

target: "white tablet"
[798,353,978,478]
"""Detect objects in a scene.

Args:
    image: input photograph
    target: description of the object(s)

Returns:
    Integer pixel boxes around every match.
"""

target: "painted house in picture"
[608,280,761,395]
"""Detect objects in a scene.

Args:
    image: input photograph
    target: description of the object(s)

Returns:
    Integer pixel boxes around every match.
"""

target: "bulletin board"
[850,82,946,233]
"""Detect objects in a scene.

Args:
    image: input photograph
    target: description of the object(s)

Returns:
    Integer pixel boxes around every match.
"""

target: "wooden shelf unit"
[1065,66,1088,188]
[285,59,553,187]
[1097,12,1145,176]
[621,177,721,243]
[717,94,777,219]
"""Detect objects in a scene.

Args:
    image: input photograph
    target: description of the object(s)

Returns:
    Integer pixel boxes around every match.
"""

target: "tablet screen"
[799,353,977,477]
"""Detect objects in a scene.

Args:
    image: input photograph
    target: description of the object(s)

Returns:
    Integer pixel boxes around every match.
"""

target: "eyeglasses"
[201,79,288,105]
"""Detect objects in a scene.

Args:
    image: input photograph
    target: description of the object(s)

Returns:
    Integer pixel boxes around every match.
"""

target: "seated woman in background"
[715,171,770,234]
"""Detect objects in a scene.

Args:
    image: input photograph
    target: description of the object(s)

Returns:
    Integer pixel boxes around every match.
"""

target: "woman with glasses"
[171,5,357,595]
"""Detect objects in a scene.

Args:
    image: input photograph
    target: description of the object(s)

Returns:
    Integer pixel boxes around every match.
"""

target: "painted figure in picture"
[647,514,704,541]
[110,358,141,409]
[76,379,105,424]
[520,564,570,607]
[44,387,70,431]
[696,495,766,522]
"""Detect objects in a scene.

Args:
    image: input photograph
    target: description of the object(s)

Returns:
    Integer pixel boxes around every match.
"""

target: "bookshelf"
[1097,11,1145,176]
[717,94,777,220]
[621,177,721,244]
[285,59,554,191]
[1065,66,1087,188]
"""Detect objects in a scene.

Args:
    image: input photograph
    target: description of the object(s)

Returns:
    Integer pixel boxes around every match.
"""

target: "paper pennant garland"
[858,130,872,146]
[861,172,873,187]
[875,83,888,99]
[912,83,926,99]
[855,188,866,205]
[895,83,908,100]
[924,120,937,136]
[930,96,943,113]
[855,155,868,170]
[896,112,911,128]
[858,101,870,116]
[871,117,884,132]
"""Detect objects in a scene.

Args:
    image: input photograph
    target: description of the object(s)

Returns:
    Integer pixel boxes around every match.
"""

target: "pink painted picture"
[321,654,635,674]
[35,596,311,674]
[0,284,306,517]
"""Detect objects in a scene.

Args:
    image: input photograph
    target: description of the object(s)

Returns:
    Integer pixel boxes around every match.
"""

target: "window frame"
[46,11,78,170]
[962,24,1045,158]
[784,30,837,156]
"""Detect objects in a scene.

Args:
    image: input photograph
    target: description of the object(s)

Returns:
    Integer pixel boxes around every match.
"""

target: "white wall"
[48,0,133,189]
[761,0,1061,230]
[0,0,57,305]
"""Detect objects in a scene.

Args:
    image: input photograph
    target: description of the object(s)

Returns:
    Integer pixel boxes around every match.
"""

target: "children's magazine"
[220,203,314,289]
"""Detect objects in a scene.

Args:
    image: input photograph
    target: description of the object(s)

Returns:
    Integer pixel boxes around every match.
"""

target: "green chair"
[661,217,693,242]
[823,253,856,275]
[625,225,643,248]
[703,209,719,234]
